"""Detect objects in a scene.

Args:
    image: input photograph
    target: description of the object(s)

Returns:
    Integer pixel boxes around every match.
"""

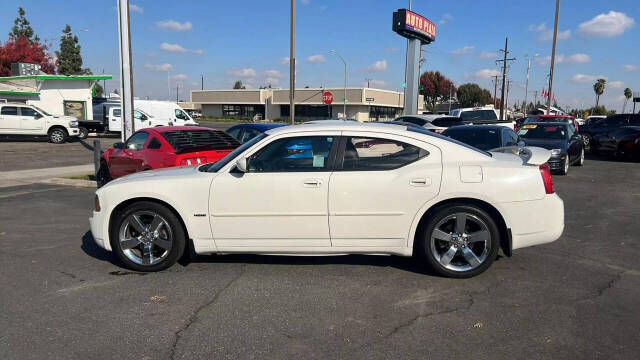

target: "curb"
[38,178,97,188]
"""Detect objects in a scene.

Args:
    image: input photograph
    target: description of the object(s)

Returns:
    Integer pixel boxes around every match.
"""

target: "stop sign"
[322,91,334,105]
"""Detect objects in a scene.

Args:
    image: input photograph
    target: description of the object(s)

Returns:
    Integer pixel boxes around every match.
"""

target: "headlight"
[550,149,562,156]
[69,120,78,128]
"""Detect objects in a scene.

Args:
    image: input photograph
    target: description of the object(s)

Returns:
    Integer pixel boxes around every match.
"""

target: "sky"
[1,0,638,111]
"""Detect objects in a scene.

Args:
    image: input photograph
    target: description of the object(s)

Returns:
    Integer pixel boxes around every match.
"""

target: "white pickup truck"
[450,107,516,130]
[0,103,80,143]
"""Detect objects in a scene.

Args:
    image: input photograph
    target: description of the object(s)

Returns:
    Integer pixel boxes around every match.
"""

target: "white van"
[133,100,198,126]
[0,103,80,143]
[107,107,173,132]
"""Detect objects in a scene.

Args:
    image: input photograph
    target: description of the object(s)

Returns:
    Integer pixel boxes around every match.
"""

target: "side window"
[226,127,242,140]
[133,110,148,120]
[175,109,189,120]
[248,136,335,172]
[403,117,427,126]
[126,132,149,150]
[502,129,519,146]
[113,109,122,117]
[1,106,18,116]
[240,128,260,143]
[147,137,162,149]
[341,137,429,171]
[20,107,38,118]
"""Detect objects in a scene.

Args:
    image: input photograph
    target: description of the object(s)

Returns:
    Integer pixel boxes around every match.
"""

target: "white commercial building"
[0,74,111,121]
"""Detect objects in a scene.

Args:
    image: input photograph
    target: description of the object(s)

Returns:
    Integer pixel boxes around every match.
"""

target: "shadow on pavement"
[81,231,117,265]
[585,152,639,163]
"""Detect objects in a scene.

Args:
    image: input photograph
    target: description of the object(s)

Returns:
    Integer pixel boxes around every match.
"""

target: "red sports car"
[97,126,240,187]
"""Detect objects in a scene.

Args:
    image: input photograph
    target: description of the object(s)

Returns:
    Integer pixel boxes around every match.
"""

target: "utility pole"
[448,82,453,114]
[176,83,179,102]
[546,0,561,115]
[533,90,539,108]
[289,0,296,124]
[117,0,134,141]
[365,78,372,88]
[524,55,531,115]
[201,74,204,90]
[491,75,499,108]
[505,80,512,117]
[102,68,107,96]
[329,50,347,118]
[496,37,516,120]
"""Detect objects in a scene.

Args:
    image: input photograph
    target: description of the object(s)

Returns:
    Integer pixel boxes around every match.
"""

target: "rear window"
[539,117,571,123]
[407,126,491,157]
[518,124,567,140]
[460,110,498,121]
[442,127,501,151]
[161,130,240,152]
[431,117,467,127]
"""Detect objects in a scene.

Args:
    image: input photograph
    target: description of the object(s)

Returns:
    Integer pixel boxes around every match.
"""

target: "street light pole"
[547,0,561,115]
[289,0,296,124]
[201,74,204,90]
[330,50,347,118]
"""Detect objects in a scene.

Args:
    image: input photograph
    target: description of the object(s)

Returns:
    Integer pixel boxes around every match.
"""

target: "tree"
[593,78,606,107]
[10,7,39,43]
[456,83,492,107]
[93,82,104,98]
[419,71,456,109]
[0,35,56,76]
[233,80,246,89]
[623,87,632,113]
[55,25,84,75]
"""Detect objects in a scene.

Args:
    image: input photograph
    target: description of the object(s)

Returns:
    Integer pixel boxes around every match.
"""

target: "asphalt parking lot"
[0,150,638,359]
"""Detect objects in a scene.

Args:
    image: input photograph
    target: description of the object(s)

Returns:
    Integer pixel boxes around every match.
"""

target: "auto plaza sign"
[392,9,436,44]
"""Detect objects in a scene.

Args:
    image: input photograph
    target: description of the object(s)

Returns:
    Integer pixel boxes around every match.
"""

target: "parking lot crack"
[169,265,247,360]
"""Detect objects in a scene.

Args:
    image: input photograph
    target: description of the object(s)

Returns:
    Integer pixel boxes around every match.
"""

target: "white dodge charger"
[90,122,563,278]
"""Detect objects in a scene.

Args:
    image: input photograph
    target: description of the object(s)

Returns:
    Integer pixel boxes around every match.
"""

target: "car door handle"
[303,179,322,188]
[410,178,431,187]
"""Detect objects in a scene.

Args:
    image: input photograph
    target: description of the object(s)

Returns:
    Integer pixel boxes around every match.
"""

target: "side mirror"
[235,157,248,172]
[113,142,125,149]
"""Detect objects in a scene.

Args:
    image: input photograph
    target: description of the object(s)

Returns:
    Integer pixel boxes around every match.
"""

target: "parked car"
[450,106,516,130]
[96,126,239,187]
[580,114,640,151]
[134,100,199,127]
[0,103,80,143]
[584,115,606,126]
[517,123,584,175]
[106,107,180,132]
[591,126,640,160]
[90,122,564,278]
[521,114,579,132]
[226,123,287,143]
[441,125,525,152]
[394,115,467,133]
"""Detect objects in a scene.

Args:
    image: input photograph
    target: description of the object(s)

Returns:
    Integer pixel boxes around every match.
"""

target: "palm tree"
[593,79,606,107]
[622,87,632,113]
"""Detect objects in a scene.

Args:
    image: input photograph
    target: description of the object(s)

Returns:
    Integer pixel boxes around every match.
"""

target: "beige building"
[190,87,423,122]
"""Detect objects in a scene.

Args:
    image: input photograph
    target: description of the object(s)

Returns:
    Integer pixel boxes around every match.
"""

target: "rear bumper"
[499,193,564,250]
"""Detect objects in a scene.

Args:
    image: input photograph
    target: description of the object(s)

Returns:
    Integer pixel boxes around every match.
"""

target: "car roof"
[229,123,287,131]
[264,121,412,136]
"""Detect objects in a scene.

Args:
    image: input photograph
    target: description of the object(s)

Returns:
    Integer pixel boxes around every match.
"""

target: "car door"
[0,106,22,132]
[109,108,122,132]
[565,124,580,161]
[19,107,45,132]
[210,133,339,249]
[328,132,442,248]
[110,131,149,176]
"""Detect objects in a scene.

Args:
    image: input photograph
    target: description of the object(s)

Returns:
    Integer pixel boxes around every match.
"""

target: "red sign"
[322,91,334,105]
[392,9,436,44]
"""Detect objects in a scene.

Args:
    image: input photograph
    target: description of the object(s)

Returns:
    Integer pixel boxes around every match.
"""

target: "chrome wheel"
[118,211,173,266]
[50,130,65,143]
[564,156,570,173]
[579,148,585,165]
[430,213,491,272]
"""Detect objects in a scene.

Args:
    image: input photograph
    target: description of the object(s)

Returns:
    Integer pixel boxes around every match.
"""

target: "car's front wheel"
[419,204,500,278]
[110,201,186,272]
[48,128,68,144]
[78,126,89,139]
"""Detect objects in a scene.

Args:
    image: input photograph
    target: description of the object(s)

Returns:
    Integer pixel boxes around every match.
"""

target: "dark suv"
[580,114,640,150]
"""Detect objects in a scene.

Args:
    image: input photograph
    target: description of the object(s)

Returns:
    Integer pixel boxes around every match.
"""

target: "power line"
[495,37,516,120]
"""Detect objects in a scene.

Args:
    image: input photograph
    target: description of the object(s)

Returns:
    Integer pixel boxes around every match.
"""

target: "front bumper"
[500,193,564,250]
[547,155,565,170]
[89,211,109,251]
[69,128,80,137]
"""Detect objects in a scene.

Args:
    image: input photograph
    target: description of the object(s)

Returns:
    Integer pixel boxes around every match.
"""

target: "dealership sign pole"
[117,0,135,141]
[393,9,435,115]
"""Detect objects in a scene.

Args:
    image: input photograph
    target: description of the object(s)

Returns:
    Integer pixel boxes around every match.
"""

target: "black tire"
[583,134,593,152]
[78,126,89,139]
[576,147,585,166]
[48,127,68,144]
[558,156,569,175]
[418,204,500,278]
[96,161,112,188]
[109,201,186,272]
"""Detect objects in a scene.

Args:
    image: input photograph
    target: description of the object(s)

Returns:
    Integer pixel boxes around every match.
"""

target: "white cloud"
[191,49,205,55]
[528,23,546,32]
[578,11,635,38]
[172,74,188,81]
[227,68,257,78]
[145,63,173,72]
[571,74,607,83]
[478,51,497,59]
[439,13,453,25]
[156,20,193,32]
[130,4,143,14]
[623,64,638,72]
[529,22,571,41]
[160,42,187,53]
[264,70,282,78]
[609,81,625,89]
[536,53,591,65]
[365,60,387,72]
[306,54,327,63]
[453,45,474,56]
[474,69,500,80]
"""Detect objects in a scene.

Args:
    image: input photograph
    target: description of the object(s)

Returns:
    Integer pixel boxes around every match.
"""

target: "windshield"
[442,128,501,151]
[206,133,267,172]
[460,110,498,121]
[539,116,570,123]
[518,124,567,140]
[32,106,51,116]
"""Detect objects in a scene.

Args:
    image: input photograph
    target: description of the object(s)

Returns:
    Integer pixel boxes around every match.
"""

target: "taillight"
[514,123,518,131]
[287,149,305,155]
[539,163,554,194]
[179,157,207,166]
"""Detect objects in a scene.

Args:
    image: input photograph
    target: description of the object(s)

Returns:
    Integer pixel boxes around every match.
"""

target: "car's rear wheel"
[48,128,68,144]
[110,201,186,272]
[96,161,111,188]
[419,204,500,278]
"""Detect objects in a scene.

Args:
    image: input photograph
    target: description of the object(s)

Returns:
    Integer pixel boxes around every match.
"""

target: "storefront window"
[280,105,332,119]
[369,106,398,121]
[222,105,264,119]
